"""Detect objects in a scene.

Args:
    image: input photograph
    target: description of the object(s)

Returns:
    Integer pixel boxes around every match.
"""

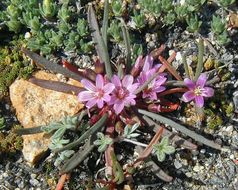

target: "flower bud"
[130,55,143,77]
[94,58,104,74]
[148,104,161,113]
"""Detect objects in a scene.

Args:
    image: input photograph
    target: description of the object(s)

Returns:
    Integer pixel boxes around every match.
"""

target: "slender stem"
[14,126,44,135]
[120,19,131,73]
[102,0,109,48]
[122,138,148,147]
[182,53,190,79]
[165,80,184,87]
[194,38,204,80]
[60,136,95,174]
[206,76,220,85]
[138,109,222,150]
[54,114,108,153]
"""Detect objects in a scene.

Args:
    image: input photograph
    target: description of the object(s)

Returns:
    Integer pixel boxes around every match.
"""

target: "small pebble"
[30,173,37,179]
[200,149,206,154]
[29,179,39,186]
[3,172,8,177]
[185,172,192,178]
[192,150,199,156]
[192,156,197,161]
[174,160,182,169]
[229,154,235,160]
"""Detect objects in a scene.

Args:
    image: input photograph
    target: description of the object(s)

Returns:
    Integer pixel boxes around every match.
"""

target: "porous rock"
[10,71,84,164]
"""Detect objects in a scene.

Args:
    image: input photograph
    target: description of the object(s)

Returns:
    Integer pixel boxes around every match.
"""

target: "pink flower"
[109,75,139,114]
[182,73,214,108]
[137,55,167,100]
[78,74,115,109]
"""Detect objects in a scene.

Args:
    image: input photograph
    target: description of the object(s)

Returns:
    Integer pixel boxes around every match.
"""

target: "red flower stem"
[62,60,96,81]
[132,127,164,168]
[159,51,176,72]
[55,173,70,190]
[158,56,183,81]
[149,44,166,59]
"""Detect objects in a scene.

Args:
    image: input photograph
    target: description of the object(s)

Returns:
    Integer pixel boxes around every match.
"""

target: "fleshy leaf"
[163,146,175,154]
[156,151,166,162]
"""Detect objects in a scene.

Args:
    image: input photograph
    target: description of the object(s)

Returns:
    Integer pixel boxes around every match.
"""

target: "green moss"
[0,36,33,97]
[0,125,23,153]
[206,114,223,129]
[224,102,234,117]
[0,117,5,129]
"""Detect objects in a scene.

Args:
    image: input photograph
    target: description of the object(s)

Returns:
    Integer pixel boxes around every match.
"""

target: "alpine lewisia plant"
[78,55,167,115]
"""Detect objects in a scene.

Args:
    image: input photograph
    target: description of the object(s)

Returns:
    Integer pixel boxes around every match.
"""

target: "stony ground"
[1,5,238,189]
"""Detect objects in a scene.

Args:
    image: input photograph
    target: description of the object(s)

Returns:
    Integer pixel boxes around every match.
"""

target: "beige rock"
[10,71,84,164]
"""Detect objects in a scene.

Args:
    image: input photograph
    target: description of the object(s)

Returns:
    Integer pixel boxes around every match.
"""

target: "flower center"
[96,89,104,98]
[194,86,202,96]
[116,87,128,99]
[144,87,152,94]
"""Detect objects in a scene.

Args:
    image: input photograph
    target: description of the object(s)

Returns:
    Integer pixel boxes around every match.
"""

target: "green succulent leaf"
[218,0,235,7]
[163,146,175,154]
[160,136,169,146]
[49,138,70,150]
[94,132,113,152]
[156,151,166,162]
[52,128,66,140]
[211,15,226,35]
[111,0,123,17]
[153,136,175,162]
[123,123,140,139]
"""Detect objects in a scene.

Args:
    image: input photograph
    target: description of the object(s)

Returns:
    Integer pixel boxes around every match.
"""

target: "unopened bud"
[131,55,143,77]
[115,121,124,135]
[94,58,104,74]
[148,104,161,113]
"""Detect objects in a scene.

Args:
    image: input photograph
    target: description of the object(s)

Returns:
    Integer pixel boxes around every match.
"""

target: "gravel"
[0,157,51,189]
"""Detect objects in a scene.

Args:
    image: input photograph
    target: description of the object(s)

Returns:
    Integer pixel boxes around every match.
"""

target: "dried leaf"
[87,4,112,78]
[29,77,84,95]
[139,109,221,150]
[22,48,83,81]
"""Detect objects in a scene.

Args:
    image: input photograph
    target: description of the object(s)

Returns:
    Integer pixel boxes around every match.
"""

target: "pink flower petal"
[196,73,207,87]
[149,93,157,100]
[96,74,104,89]
[143,56,153,71]
[124,95,136,105]
[154,64,161,71]
[154,86,166,93]
[155,77,167,86]
[103,83,115,94]
[81,79,96,91]
[111,75,121,87]
[78,91,95,101]
[182,91,195,102]
[202,87,214,97]
[102,94,111,102]
[86,99,97,108]
[134,55,143,68]
[195,96,204,108]
[122,75,133,87]
[108,95,116,105]
[184,78,196,90]
[127,83,139,93]
[114,103,124,114]
[97,99,104,108]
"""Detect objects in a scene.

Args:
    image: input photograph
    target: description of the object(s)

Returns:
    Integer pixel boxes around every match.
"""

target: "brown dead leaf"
[229,13,238,28]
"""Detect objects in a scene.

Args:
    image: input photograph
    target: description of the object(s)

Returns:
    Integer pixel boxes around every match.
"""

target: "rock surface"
[10,71,84,164]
